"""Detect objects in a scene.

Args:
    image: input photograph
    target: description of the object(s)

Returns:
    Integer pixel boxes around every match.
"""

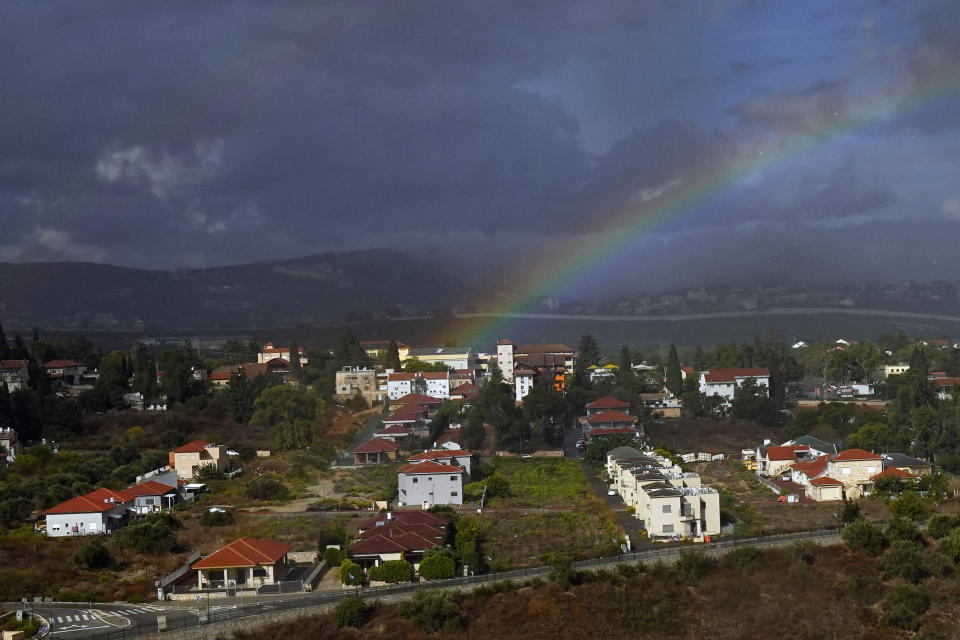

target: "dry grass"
[647,418,786,454]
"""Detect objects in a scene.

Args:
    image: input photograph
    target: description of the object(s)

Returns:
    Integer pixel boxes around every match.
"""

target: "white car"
[607,489,617,496]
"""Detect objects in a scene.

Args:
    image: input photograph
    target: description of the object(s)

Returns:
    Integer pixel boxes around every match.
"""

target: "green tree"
[244,476,290,501]
[454,517,484,574]
[0,322,7,360]
[730,377,780,426]
[879,541,928,583]
[841,518,887,556]
[339,559,364,586]
[884,584,929,631]
[113,513,180,554]
[289,339,301,380]
[71,539,114,570]
[578,335,600,368]
[418,547,457,580]
[333,330,368,368]
[888,491,935,521]
[369,558,413,583]
[838,498,861,525]
[398,591,462,633]
[250,384,321,449]
[385,339,403,370]
[333,596,369,628]
[665,344,683,397]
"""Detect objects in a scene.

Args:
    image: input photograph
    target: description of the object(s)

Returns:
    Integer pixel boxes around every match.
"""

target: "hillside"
[0,251,480,331]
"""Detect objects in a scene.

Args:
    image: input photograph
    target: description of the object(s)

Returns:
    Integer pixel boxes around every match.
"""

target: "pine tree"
[665,344,683,397]
[0,323,7,360]
[385,339,402,370]
[289,339,301,377]
[578,335,600,368]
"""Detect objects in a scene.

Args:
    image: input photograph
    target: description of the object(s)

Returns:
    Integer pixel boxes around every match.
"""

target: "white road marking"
[56,617,63,623]
[82,614,90,620]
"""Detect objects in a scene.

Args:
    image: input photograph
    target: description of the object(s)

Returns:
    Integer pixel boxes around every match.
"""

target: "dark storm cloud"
[0,0,958,295]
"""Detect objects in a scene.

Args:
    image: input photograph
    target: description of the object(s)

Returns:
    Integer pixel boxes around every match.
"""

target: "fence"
[34,528,844,640]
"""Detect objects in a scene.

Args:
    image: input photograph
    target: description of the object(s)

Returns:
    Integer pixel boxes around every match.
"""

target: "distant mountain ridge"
[0,250,479,331]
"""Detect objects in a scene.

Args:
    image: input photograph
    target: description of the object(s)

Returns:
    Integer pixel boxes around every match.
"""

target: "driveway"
[580,461,651,550]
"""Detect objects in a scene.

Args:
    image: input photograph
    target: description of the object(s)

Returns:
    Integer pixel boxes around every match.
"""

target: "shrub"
[887,517,924,545]
[244,476,290,501]
[71,539,114,570]
[322,547,344,567]
[333,596,369,628]
[419,547,457,580]
[925,514,960,539]
[485,474,512,498]
[546,552,577,589]
[879,541,929,583]
[937,528,960,563]
[675,549,714,584]
[339,559,364,586]
[200,509,234,527]
[885,584,929,631]
[842,518,887,557]
[838,498,861,525]
[726,546,763,574]
[368,559,413,583]
[398,590,462,633]
[193,463,226,482]
[788,540,818,565]
[888,492,935,521]
[113,513,179,554]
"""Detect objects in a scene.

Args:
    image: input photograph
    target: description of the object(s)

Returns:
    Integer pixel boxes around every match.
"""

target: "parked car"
[607,489,617,496]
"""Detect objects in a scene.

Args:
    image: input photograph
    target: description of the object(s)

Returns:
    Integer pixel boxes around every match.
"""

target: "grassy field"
[469,458,595,509]
[480,504,620,569]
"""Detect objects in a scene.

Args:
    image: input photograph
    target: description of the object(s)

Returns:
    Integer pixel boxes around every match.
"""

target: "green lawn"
[469,458,595,508]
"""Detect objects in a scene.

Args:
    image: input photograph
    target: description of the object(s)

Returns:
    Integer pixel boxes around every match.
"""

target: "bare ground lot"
[646,418,786,454]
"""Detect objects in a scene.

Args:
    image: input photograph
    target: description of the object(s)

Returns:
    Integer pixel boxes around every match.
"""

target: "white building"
[397,460,465,507]
[698,367,770,402]
[258,342,307,365]
[0,427,21,463]
[404,347,475,371]
[387,371,451,400]
[496,339,516,382]
[0,360,29,392]
[43,487,136,537]
[514,366,535,402]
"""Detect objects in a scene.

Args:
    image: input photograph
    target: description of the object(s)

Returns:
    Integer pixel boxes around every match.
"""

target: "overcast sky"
[1,1,959,297]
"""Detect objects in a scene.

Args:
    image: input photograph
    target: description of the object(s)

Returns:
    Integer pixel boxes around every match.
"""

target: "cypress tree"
[665,344,683,397]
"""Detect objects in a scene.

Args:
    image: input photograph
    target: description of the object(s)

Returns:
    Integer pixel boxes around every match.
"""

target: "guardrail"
[159,552,201,589]
[44,528,844,640]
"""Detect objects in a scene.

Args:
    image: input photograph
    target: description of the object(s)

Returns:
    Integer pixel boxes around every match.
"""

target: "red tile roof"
[348,534,410,555]
[351,437,400,454]
[765,445,809,461]
[703,367,770,383]
[681,366,694,374]
[407,449,472,461]
[832,448,882,461]
[586,410,637,425]
[395,394,443,405]
[389,371,449,381]
[0,360,26,371]
[44,487,137,515]
[357,522,445,541]
[791,455,829,477]
[192,537,292,569]
[376,424,413,435]
[357,510,447,530]
[173,440,211,454]
[44,359,84,368]
[871,468,915,480]
[933,377,960,388]
[810,476,844,486]
[586,396,630,410]
[589,427,637,436]
[391,403,428,415]
[398,460,464,475]
[129,480,178,496]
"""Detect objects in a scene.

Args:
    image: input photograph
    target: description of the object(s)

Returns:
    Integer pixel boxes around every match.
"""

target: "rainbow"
[442,69,960,349]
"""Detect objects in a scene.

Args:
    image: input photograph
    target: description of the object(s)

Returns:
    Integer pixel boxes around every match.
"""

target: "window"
[663,524,674,533]
[662,504,672,513]
[451,491,458,496]
[412,478,418,483]
[866,466,876,473]
[450,476,458,481]
[841,467,851,475]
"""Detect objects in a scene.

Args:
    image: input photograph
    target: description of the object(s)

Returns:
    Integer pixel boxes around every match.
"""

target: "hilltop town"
[2,325,960,637]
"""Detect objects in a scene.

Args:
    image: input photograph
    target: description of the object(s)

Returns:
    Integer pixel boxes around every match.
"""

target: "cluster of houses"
[41,440,231,538]
[581,396,641,441]
[752,436,932,502]
[607,446,721,541]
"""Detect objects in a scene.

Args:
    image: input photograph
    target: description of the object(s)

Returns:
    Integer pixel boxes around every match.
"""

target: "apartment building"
[335,366,383,404]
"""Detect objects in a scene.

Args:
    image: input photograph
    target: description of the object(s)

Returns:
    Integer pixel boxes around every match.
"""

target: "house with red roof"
[933,377,960,400]
[807,476,844,501]
[757,445,811,477]
[393,394,444,411]
[43,487,137,537]
[129,479,179,515]
[698,367,770,402]
[387,371,451,400]
[827,448,883,499]
[585,396,631,416]
[397,460,465,507]
[584,410,638,440]
[0,360,29,392]
[407,448,473,476]
[258,343,307,365]
[44,359,88,386]
[374,423,414,442]
[192,537,292,589]
[350,511,448,568]
[351,437,400,465]
[169,440,229,479]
